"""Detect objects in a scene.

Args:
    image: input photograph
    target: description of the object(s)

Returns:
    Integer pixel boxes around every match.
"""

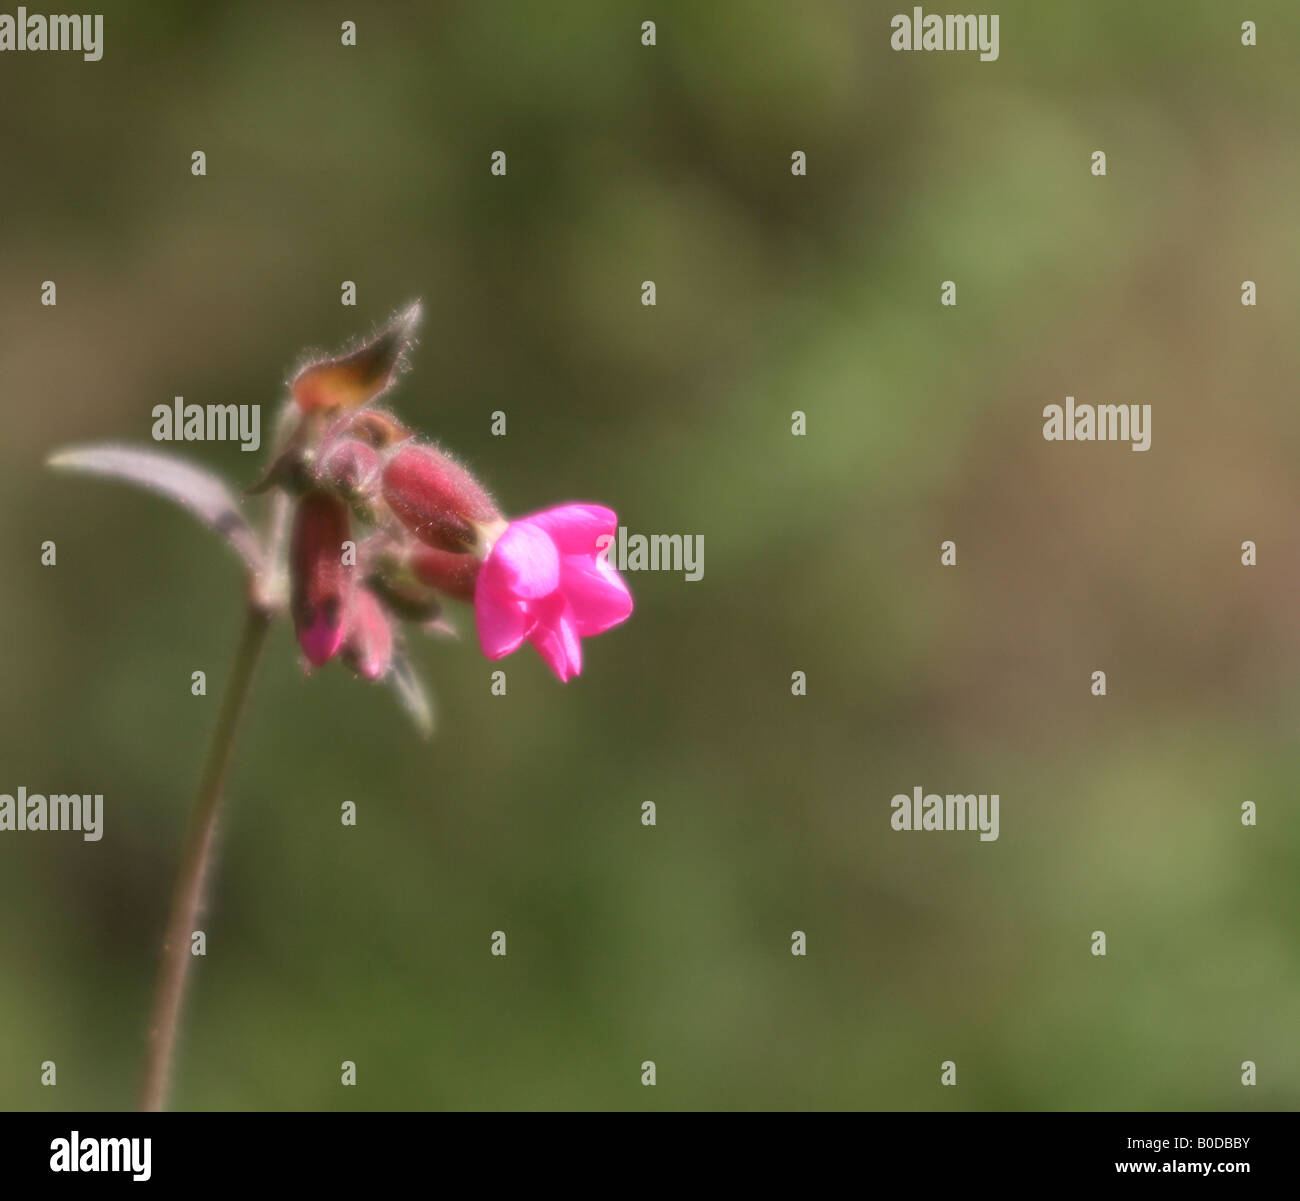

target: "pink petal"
[527,504,617,555]
[560,555,633,636]
[482,520,560,599]
[475,583,531,659]
[528,604,582,681]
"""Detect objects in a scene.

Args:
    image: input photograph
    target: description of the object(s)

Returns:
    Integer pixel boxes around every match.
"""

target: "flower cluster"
[281,305,632,686]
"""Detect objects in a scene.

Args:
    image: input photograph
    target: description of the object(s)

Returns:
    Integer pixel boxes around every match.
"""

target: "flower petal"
[474,581,531,659]
[482,520,560,598]
[557,609,582,678]
[527,504,617,556]
[560,555,633,636]
[527,603,582,681]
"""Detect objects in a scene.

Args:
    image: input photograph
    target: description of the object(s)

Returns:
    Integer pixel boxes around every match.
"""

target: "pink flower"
[474,505,632,681]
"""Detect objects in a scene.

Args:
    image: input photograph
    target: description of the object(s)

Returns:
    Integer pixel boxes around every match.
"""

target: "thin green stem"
[139,600,272,1112]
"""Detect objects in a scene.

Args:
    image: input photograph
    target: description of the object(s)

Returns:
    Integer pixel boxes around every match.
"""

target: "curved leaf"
[48,443,263,575]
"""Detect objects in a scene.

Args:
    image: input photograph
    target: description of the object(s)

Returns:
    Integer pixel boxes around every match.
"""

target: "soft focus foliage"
[1,0,1298,1109]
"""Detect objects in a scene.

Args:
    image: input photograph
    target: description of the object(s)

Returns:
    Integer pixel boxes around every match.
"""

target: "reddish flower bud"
[381,444,501,553]
[366,573,443,623]
[341,587,394,681]
[411,545,480,601]
[291,303,420,413]
[290,491,354,665]
[345,409,413,449]
[317,436,380,495]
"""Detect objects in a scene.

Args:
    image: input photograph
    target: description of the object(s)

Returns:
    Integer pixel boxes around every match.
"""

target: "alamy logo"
[1042,396,1152,452]
[0,9,102,60]
[891,786,1000,841]
[152,397,262,453]
[0,787,102,840]
[597,527,703,581]
[890,8,999,62]
[50,1131,150,1181]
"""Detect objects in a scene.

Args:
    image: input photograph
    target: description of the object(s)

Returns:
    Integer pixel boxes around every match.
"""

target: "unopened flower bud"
[346,409,413,449]
[381,444,501,553]
[341,587,394,681]
[366,572,444,623]
[290,491,354,665]
[291,302,421,413]
[411,545,480,601]
[317,436,380,496]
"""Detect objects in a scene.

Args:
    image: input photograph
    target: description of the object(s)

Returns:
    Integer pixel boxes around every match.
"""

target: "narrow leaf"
[48,443,263,574]
[387,650,435,738]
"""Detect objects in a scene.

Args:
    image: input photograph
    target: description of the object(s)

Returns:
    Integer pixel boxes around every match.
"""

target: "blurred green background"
[2,0,1298,1110]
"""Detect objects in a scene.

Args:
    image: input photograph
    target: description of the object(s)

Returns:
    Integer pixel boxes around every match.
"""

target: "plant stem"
[139,600,272,1111]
